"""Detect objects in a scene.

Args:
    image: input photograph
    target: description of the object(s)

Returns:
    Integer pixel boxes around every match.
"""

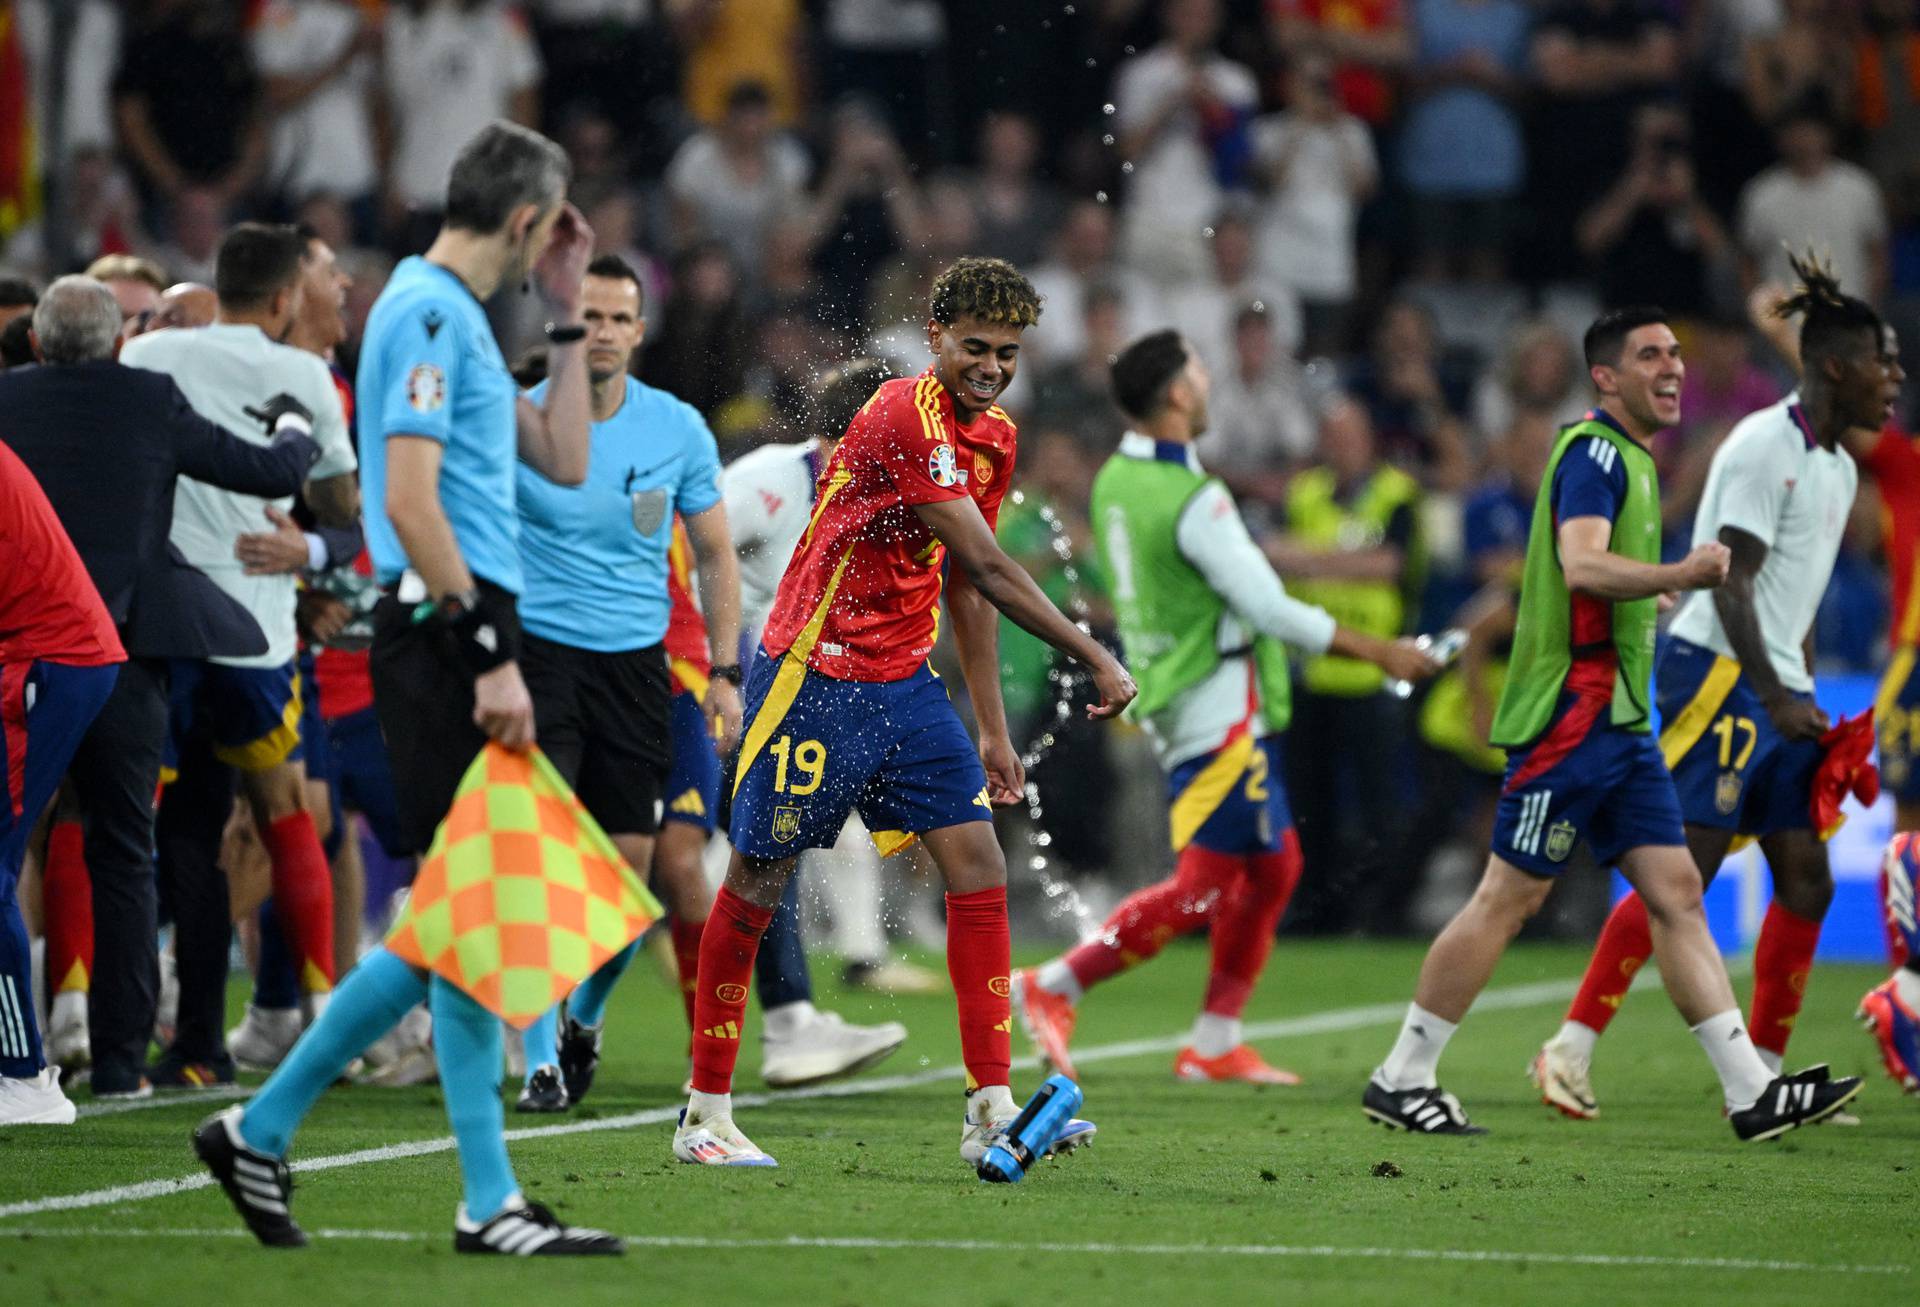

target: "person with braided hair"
[1529,254,1905,1122]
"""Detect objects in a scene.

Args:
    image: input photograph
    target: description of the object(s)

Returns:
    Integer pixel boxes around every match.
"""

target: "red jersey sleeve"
[862,375,973,508]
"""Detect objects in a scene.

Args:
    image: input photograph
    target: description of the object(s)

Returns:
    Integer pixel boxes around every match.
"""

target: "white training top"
[1113,432,1337,768]
[722,438,827,646]
[1668,393,1857,694]
[121,323,356,669]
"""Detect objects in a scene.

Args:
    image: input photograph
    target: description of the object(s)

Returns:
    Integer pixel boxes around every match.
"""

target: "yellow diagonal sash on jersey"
[733,546,855,799]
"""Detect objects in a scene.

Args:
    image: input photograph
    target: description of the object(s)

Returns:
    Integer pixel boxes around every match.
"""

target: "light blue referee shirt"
[357,256,524,592]
[515,375,722,652]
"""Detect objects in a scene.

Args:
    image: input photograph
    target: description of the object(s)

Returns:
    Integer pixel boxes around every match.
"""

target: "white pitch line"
[0,1226,1903,1276]
[75,1087,256,1119]
[0,972,1583,1222]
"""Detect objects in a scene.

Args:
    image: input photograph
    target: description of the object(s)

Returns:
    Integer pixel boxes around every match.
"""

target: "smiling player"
[671,257,1137,1169]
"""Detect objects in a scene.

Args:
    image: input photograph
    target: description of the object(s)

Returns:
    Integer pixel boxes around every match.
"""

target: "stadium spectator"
[1267,0,1412,129]
[970,111,1065,270]
[1398,0,1531,284]
[1112,0,1261,286]
[640,241,752,422]
[380,0,543,247]
[1,148,148,281]
[0,274,320,1096]
[1742,0,1854,128]
[679,0,808,130]
[1526,0,1681,279]
[250,0,382,227]
[1857,0,1920,229]
[1575,102,1732,319]
[1270,395,1425,932]
[554,107,630,212]
[817,0,947,161]
[15,0,123,161]
[531,0,678,170]
[1025,199,1150,378]
[154,186,226,285]
[1250,53,1378,355]
[83,253,167,332]
[1167,207,1302,375]
[1344,298,1473,491]
[1198,302,1317,504]
[666,81,811,277]
[0,276,37,330]
[802,99,924,332]
[1469,318,1589,441]
[112,0,266,215]
[1738,97,1891,302]
[1028,282,1133,454]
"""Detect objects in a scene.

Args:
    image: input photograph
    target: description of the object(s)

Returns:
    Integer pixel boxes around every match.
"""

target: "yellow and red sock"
[1750,900,1823,1059]
[1064,844,1240,990]
[1565,892,1653,1033]
[946,886,1012,1089]
[669,913,705,1036]
[262,810,335,994]
[689,888,771,1094]
[1203,832,1302,1018]
[42,819,91,994]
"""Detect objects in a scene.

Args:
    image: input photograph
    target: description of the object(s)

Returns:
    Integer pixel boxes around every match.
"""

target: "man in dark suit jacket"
[0,275,320,1094]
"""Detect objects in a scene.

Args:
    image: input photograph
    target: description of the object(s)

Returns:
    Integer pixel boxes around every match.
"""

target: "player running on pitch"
[1012,330,1440,1085]
[1530,257,1902,1118]
[672,257,1136,1169]
[1363,306,1861,1140]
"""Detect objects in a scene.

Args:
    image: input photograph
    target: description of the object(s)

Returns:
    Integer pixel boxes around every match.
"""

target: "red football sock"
[42,819,92,994]
[669,914,705,1035]
[689,888,772,1095]
[1064,843,1240,991]
[946,885,1012,1090]
[1203,832,1303,1018]
[1565,892,1653,1034]
[262,811,336,993]
[1750,900,1824,1058]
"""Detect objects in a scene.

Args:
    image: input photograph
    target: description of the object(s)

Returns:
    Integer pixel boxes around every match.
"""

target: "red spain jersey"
[1865,425,1920,648]
[665,515,712,695]
[759,371,1017,682]
[0,441,124,668]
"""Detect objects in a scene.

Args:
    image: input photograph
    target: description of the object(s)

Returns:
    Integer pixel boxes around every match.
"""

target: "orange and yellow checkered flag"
[386,743,663,1029]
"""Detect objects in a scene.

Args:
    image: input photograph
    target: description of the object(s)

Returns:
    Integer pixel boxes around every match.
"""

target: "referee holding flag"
[193,122,625,1256]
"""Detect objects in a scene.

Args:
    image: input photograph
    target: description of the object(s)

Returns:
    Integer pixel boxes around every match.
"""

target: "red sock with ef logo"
[946,886,1013,1089]
[688,887,773,1095]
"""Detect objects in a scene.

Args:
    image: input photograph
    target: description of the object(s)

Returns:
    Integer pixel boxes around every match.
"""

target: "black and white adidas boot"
[557,1011,601,1105]
[1729,1067,1862,1141]
[454,1199,623,1256]
[1362,1079,1489,1135]
[515,1065,569,1114]
[191,1106,306,1247]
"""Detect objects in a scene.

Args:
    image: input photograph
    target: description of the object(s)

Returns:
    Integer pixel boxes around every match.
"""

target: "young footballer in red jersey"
[673,258,1136,1169]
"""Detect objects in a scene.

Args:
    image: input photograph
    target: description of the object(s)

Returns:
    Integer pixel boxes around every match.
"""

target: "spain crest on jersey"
[772,805,802,843]
[1545,820,1576,863]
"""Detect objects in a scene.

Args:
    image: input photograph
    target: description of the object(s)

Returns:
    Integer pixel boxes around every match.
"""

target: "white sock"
[1034,960,1083,1003]
[970,1084,1018,1119]
[1895,968,1920,1011]
[761,1000,815,1040]
[1689,1009,1774,1110]
[1757,1046,1783,1076]
[1191,1012,1240,1058]
[1376,1003,1456,1091]
[686,1089,731,1123]
[1553,1020,1599,1061]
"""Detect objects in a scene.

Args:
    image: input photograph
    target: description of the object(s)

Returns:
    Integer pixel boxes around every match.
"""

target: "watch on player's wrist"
[544,321,587,345]
[711,663,744,686]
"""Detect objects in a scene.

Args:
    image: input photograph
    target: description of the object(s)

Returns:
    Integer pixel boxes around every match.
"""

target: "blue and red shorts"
[1657,637,1822,835]
[1492,689,1684,876]
[1166,734,1293,855]
[730,646,989,859]
[664,688,722,832]
[163,657,305,780]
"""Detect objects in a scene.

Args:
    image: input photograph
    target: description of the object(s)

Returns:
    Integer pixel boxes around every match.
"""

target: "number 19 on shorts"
[768,736,826,796]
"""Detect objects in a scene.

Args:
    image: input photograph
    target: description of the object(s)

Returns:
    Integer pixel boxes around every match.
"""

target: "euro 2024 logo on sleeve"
[929,442,959,488]
[406,363,445,414]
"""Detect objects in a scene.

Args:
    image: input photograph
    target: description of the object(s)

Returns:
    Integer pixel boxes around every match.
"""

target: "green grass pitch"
[0,938,1912,1306]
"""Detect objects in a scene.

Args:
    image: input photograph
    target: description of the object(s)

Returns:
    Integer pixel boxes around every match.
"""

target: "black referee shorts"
[368,578,517,856]
[520,632,671,837]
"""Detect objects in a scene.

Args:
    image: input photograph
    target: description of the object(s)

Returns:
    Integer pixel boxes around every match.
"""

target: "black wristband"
[445,589,519,676]
[545,321,586,344]
[711,663,744,686]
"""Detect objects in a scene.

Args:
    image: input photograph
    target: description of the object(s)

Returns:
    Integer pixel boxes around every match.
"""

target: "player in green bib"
[1013,330,1439,1086]
[1363,307,1862,1140]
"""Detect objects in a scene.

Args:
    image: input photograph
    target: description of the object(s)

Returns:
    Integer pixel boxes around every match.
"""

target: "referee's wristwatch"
[544,321,587,344]
[711,663,744,687]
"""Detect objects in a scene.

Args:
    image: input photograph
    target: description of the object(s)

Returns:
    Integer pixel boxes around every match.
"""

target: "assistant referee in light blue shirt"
[193,121,629,1258]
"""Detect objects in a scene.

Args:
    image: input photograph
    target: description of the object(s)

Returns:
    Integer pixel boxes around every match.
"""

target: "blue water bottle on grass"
[977,1074,1084,1183]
